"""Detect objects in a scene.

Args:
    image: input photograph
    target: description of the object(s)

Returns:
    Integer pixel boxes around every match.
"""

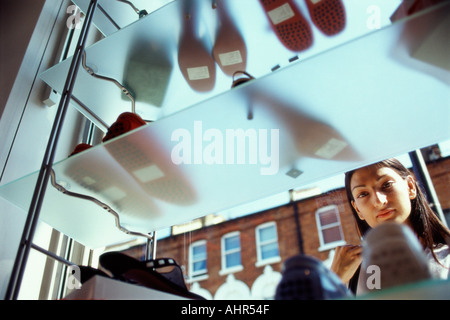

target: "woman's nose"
[373,191,387,206]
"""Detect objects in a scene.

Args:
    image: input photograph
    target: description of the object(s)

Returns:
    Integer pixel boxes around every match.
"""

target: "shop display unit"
[1,0,449,299]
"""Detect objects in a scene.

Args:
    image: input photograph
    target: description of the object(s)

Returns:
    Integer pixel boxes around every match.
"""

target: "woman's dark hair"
[344,158,450,261]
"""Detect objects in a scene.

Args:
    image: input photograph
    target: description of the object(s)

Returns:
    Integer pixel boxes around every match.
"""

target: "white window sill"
[318,240,347,252]
[186,274,209,284]
[255,256,281,268]
[219,265,244,276]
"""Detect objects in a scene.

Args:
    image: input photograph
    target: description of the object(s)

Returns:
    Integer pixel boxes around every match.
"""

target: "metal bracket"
[50,169,155,242]
[81,50,136,114]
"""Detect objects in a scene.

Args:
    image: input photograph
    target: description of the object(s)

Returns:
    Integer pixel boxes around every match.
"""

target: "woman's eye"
[357,192,368,199]
[382,181,393,189]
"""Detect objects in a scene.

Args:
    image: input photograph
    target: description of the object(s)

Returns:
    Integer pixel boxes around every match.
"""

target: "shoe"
[102,112,147,142]
[178,3,217,92]
[305,0,346,36]
[69,143,93,156]
[231,71,255,88]
[359,223,432,293]
[212,1,248,76]
[77,265,111,284]
[259,0,313,52]
[100,252,206,299]
[275,254,350,300]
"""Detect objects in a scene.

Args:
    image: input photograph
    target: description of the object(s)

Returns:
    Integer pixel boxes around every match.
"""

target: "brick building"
[123,156,450,299]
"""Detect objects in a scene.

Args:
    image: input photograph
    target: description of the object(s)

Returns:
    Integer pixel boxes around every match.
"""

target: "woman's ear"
[407,175,417,199]
[351,200,365,220]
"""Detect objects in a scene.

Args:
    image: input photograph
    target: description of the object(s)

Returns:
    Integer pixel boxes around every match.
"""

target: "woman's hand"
[330,245,363,283]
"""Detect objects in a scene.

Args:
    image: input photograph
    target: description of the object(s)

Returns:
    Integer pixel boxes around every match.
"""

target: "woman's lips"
[377,209,395,220]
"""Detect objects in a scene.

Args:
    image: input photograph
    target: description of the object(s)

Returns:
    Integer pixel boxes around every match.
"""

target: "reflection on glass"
[226,252,241,268]
[259,224,276,242]
[261,242,280,260]
[225,235,240,250]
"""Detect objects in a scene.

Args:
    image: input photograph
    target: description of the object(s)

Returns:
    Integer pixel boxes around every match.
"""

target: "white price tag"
[315,138,348,159]
[187,66,210,80]
[218,50,243,66]
[268,3,295,25]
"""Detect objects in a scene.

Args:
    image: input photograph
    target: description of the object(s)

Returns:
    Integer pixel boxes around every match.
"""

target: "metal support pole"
[146,231,158,260]
[289,190,304,254]
[409,150,447,227]
[4,0,98,300]
[31,243,75,267]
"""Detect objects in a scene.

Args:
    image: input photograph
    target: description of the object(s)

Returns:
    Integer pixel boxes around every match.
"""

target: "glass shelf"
[42,0,405,127]
[1,2,449,249]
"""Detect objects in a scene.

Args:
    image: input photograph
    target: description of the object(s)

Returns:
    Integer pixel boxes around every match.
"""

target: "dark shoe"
[78,265,111,284]
[275,254,350,300]
[100,252,206,299]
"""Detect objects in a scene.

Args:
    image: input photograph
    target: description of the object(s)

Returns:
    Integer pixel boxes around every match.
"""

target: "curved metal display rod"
[117,0,148,17]
[81,50,136,114]
[49,169,155,243]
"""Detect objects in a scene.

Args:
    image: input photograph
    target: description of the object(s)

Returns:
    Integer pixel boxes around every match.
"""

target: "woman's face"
[350,165,417,228]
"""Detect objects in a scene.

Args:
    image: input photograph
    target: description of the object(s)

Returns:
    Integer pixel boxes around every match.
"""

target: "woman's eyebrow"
[376,174,388,181]
[352,174,389,191]
[351,184,365,192]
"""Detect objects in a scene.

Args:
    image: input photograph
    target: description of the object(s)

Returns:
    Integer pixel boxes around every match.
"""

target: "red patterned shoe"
[259,0,313,52]
[102,112,147,142]
[305,0,346,36]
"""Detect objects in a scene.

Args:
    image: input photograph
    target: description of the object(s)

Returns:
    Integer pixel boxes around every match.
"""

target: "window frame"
[255,222,281,267]
[189,240,208,280]
[315,205,346,251]
[219,231,243,275]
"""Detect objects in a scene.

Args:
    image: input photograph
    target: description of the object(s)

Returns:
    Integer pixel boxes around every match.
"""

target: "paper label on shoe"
[81,176,96,186]
[133,165,165,183]
[187,66,210,80]
[268,3,295,25]
[315,138,348,159]
[102,186,127,201]
[219,50,243,66]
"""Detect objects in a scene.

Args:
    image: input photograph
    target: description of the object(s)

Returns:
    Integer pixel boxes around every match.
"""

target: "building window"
[189,240,208,279]
[255,222,280,267]
[220,231,243,275]
[316,205,346,251]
